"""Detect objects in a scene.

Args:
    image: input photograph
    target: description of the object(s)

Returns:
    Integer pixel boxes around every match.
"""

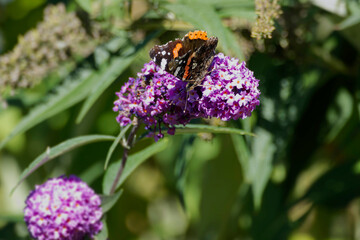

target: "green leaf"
[304,160,360,206]
[231,134,251,181]
[217,9,256,19]
[164,3,244,59]
[94,219,108,240]
[336,1,360,30]
[76,0,92,12]
[337,14,360,30]
[187,0,255,7]
[79,161,104,185]
[184,0,254,8]
[103,138,168,194]
[175,124,255,136]
[0,214,24,223]
[248,128,276,210]
[104,125,131,170]
[175,135,196,208]
[75,54,137,123]
[186,135,241,238]
[76,31,161,123]
[326,88,353,142]
[11,135,115,194]
[0,70,97,150]
[0,36,130,150]
[191,0,256,19]
[100,190,123,214]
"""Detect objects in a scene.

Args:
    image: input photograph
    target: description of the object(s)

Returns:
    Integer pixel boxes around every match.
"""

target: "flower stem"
[109,118,139,195]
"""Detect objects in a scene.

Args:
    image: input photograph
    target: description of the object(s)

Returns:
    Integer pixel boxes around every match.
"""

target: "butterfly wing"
[149,31,218,82]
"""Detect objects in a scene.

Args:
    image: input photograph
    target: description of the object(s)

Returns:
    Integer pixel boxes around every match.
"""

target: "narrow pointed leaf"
[76,55,137,123]
[94,219,108,240]
[175,124,255,136]
[104,125,131,170]
[175,135,196,208]
[337,15,360,30]
[103,138,168,194]
[76,31,161,123]
[231,134,251,182]
[79,161,104,185]
[0,70,98,150]
[0,37,129,150]
[11,135,115,194]
[164,3,244,59]
[248,128,276,210]
[100,190,123,214]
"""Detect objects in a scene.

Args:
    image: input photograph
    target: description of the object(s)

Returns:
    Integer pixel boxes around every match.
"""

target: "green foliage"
[100,190,123,213]
[1,0,360,239]
[103,138,169,194]
[104,125,131,169]
[11,135,116,194]
[175,124,255,136]
[164,3,244,58]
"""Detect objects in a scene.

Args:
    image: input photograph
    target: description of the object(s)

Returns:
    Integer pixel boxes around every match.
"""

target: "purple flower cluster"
[113,53,260,138]
[24,176,102,240]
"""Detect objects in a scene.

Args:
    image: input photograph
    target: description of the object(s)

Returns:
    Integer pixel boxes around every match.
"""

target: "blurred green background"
[1,0,360,239]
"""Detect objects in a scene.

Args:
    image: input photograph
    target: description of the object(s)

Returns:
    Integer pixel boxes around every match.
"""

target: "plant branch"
[109,118,139,195]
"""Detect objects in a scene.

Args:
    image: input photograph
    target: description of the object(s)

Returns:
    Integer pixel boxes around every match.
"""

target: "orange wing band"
[173,43,183,58]
[186,30,208,40]
[183,53,196,79]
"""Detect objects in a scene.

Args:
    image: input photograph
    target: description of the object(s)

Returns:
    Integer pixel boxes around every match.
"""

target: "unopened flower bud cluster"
[251,0,282,40]
[0,4,100,96]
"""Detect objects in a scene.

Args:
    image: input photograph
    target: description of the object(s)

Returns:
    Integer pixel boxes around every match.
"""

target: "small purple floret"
[113,53,260,138]
[24,175,103,240]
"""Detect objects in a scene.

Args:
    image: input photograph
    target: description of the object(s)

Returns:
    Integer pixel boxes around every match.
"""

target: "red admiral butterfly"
[149,30,218,91]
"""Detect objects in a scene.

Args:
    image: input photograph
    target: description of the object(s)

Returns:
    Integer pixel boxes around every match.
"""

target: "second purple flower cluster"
[24,176,102,240]
[113,53,260,138]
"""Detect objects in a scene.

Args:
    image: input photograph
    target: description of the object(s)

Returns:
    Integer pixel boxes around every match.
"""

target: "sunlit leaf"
[11,135,115,194]
[175,124,255,136]
[217,9,256,19]
[76,31,161,123]
[248,128,276,210]
[76,54,137,123]
[164,3,244,59]
[337,15,360,30]
[76,0,92,12]
[0,70,98,150]
[184,0,254,9]
[191,0,256,19]
[0,36,131,150]
[103,138,168,194]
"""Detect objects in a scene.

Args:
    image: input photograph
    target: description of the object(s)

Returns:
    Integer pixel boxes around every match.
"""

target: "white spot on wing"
[160,58,167,70]
[162,51,166,55]
[174,66,181,77]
